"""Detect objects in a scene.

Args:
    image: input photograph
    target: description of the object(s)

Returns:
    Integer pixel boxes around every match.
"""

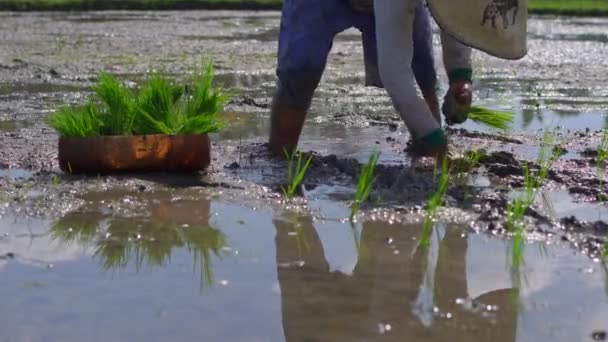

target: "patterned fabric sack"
[427,0,528,59]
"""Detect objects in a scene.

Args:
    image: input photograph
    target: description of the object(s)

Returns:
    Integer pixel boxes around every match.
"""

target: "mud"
[1,11,608,342]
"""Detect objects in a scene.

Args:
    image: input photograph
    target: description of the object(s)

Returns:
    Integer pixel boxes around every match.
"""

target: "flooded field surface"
[1,11,608,341]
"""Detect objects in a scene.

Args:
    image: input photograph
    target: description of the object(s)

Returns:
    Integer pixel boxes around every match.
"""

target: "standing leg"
[270,0,354,155]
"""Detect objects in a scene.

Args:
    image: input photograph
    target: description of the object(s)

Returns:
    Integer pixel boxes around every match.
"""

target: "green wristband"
[448,68,473,83]
[421,128,447,146]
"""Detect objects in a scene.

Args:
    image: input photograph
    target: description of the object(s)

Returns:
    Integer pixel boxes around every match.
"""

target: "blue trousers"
[274,0,437,110]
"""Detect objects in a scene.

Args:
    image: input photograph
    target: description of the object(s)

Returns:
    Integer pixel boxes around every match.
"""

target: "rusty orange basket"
[58,134,210,174]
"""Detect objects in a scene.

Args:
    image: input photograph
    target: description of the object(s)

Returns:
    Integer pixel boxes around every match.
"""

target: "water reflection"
[274,216,518,341]
[51,199,226,288]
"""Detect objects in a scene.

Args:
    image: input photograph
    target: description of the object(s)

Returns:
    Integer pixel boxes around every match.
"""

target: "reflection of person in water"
[274,216,517,341]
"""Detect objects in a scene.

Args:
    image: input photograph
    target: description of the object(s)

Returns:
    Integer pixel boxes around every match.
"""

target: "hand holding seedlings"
[466,106,515,132]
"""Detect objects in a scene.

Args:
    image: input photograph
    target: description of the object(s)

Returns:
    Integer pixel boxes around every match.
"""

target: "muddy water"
[1,11,608,341]
[1,194,608,341]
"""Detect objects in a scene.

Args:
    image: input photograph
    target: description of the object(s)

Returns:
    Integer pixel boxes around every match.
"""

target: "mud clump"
[0,252,15,260]
[446,128,523,144]
[560,216,608,235]
[479,151,524,178]
[592,331,607,341]
[229,96,269,109]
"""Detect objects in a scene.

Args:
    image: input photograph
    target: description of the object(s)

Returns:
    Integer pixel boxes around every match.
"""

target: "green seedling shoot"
[455,148,485,187]
[596,130,608,201]
[281,149,313,199]
[420,158,450,249]
[350,151,380,220]
[467,106,515,132]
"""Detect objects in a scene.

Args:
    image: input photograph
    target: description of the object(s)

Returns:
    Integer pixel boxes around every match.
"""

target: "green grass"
[2,0,608,15]
[350,151,380,221]
[281,149,313,199]
[48,59,228,137]
[528,0,608,16]
[467,106,515,132]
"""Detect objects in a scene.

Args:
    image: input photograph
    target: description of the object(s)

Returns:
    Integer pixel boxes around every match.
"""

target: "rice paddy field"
[0,0,607,15]
[1,6,608,342]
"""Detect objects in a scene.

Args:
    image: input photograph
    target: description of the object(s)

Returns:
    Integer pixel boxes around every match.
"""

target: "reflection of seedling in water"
[419,158,450,249]
[350,151,380,220]
[51,213,226,289]
[281,149,313,199]
[468,106,515,132]
[596,130,608,201]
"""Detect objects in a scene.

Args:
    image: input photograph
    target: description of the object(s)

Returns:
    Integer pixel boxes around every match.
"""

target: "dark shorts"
[275,0,437,111]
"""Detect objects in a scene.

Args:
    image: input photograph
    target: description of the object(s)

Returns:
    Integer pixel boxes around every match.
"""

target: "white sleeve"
[374,0,440,138]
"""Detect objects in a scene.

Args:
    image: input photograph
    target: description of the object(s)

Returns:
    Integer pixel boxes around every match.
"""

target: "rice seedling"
[134,61,229,135]
[96,73,136,136]
[506,129,564,272]
[467,106,515,132]
[281,149,313,199]
[48,59,228,137]
[506,130,563,232]
[596,130,608,200]
[47,104,102,138]
[419,158,450,249]
[350,151,380,220]
[454,148,486,187]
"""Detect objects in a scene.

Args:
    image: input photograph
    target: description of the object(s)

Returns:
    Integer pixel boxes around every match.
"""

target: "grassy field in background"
[529,0,608,15]
[0,0,607,15]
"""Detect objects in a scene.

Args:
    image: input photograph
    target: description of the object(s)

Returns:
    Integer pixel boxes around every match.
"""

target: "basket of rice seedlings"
[48,60,229,174]
[466,106,515,132]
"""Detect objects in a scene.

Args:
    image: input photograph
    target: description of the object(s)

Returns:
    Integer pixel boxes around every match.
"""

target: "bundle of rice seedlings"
[467,106,514,132]
[48,59,228,137]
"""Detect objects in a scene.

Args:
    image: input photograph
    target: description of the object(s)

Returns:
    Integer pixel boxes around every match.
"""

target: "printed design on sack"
[481,0,519,29]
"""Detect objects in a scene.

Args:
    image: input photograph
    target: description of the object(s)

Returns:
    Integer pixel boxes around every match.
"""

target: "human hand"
[442,81,472,125]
